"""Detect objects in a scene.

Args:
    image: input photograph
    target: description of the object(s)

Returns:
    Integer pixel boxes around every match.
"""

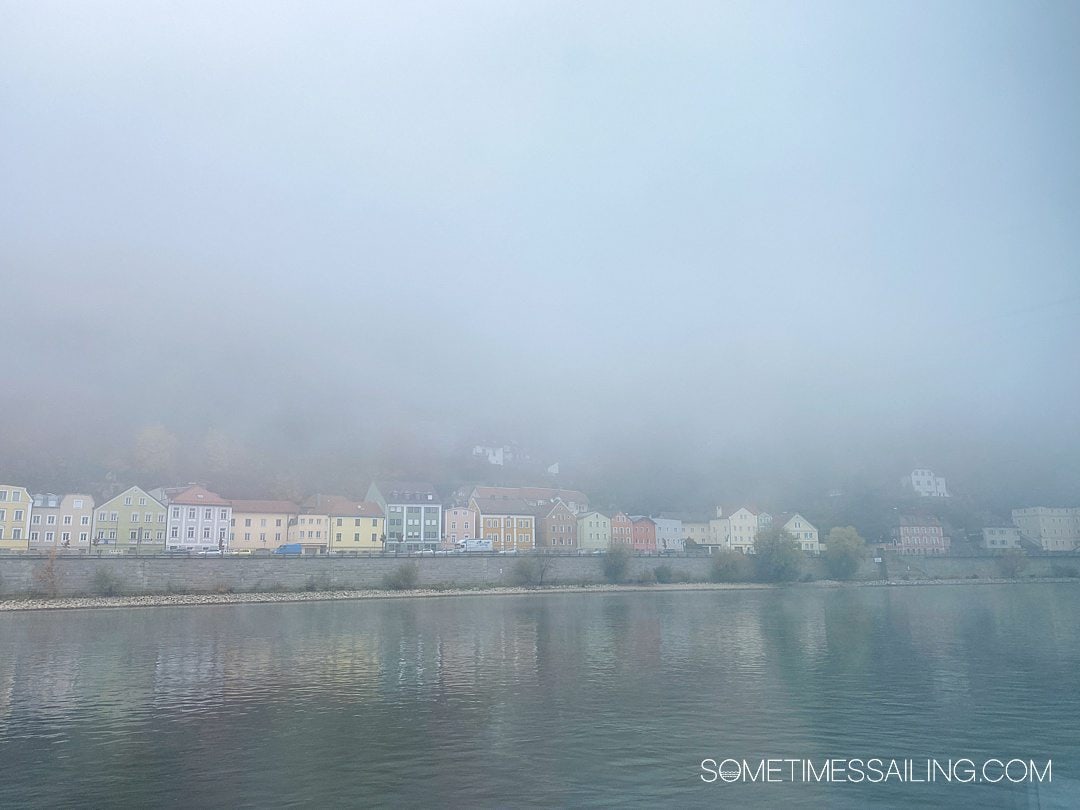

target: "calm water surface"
[1,584,1079,807]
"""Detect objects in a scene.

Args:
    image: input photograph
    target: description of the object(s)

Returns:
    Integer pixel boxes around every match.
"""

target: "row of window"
[0,490,22,502]
[31,514,92,526]
[98,512,165,523]
[29,531,91,543]
[0,510,26,522]
[169,526,228,540]
[171,507,230,521]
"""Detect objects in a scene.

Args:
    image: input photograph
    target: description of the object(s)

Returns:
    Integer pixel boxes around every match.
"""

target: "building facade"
[1011,507,1079,552]
[727,507,771,554]
[289,506,330,554]
[904,468,950,497]
[630,516,657,554]
[471,497,536,552]
[443,506,479,547]
[610,512,634,548]
[30,493,94,552]
[577,511,612,551]
[0,485,32,551]
[535,499,578,549]
[165,486,232,552]
[652,517,685,553]
[891,514,949,556]
[367,481,443,553]
[229,500,297,552]
[981,527,1026,550]
[682,520,710,547]
[94,486,167,553]
[777,513,820,554]
[325,498,384,553]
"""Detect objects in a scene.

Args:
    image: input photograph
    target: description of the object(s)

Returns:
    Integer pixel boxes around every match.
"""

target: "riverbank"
[1,577,1076,612]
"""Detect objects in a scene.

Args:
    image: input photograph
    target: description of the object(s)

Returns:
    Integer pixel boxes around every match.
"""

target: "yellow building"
[0,485,32,551]
[289,511,330,554]
[229,500,298,552]
[322,497,385,553]
[470,496,536,552]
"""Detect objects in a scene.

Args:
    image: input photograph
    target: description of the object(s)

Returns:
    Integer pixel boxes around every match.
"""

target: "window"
[203,527,211,539]
[46,531,54,542]
[220,509,228,521]
[204,508,212,520]
[245,518,252,527]
[32,514,40,525]
[80,532,88,542]
[130,530,138,540]
[124,496,132,506]
[187,507,196,519]
[46,514,56,525]
[0,491,6,501]
[98,511,106,521]
[81,516,90,525]
[131,513,140,523]
[187,527,194,539]
[31,531,39,541]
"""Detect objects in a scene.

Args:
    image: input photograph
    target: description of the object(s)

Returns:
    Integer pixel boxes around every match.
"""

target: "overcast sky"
[2,1,1078,502]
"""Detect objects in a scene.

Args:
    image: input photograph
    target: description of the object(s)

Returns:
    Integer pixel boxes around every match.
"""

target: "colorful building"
[577,511,611,551]
[630,516,657,554]
[322,497,384,553]
[30,493,94,552]
[471,497,536,552]
[610,512,634,548]
[94,486,167,553]
[444,506,479,547]
[367,481,443,553]
[165,485,232,552]
[0,484,32,551]
[535,499,578,549]
[229,500,297,552]
[891,514,949,556]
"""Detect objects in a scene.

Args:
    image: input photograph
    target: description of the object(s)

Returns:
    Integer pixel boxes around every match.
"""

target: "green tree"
[603,543,633,583]
[823,526,866,580]
[753,526,803,582]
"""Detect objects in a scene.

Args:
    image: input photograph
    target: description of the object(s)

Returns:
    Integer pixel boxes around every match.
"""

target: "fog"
[2,1,1078,513]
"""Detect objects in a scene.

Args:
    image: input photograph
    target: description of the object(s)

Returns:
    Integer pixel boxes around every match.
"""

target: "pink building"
[631,516,657,554]
[443,507,479,548]
[891,514,949,556]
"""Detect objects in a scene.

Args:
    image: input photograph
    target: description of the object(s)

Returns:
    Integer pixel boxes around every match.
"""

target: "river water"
[1,584,1078,807]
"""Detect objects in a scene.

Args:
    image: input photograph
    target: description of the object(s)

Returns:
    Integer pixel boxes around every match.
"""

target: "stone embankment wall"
[0,554,715,597]
[0,552,1074,597]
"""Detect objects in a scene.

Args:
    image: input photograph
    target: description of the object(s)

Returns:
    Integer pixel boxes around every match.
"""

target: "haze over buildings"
[1,1,1078,513]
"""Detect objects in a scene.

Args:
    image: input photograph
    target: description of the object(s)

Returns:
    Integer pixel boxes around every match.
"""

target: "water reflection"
[0,585,1078,807]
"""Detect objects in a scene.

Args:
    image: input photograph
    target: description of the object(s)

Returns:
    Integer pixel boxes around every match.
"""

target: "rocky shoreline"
[0,577,1074,612]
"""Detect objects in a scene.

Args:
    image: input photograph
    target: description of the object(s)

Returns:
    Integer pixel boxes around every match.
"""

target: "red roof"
[170,486,231,507]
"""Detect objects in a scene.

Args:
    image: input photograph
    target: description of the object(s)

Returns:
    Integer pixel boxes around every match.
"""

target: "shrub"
[654,564,674,584]
[512,556,542,587]
[91,568,124,597]
[383,562,420,590]
[31,549,63,598]
[637,568,657,585]
[603,544,633,583]
[823,527,866,580]
[710,550,752,583]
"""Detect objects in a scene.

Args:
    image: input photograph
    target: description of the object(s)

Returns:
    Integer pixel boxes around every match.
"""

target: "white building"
[726,507,772,554]
[652,517,685,553]
[165,485,232,552]
[777,513,820,554]
[1011,507,1079,552]
[904,468,950,497]
[981,527,1026,550]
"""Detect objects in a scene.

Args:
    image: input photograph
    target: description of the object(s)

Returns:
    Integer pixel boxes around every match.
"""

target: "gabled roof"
[577,510,610,520]
[629,515,655,525]
[471,486,588,504]
[471,497,536,517]
[170,485,230,507]
[535,499,576,519]
[776,512,816,530]
[230,499,299,514]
